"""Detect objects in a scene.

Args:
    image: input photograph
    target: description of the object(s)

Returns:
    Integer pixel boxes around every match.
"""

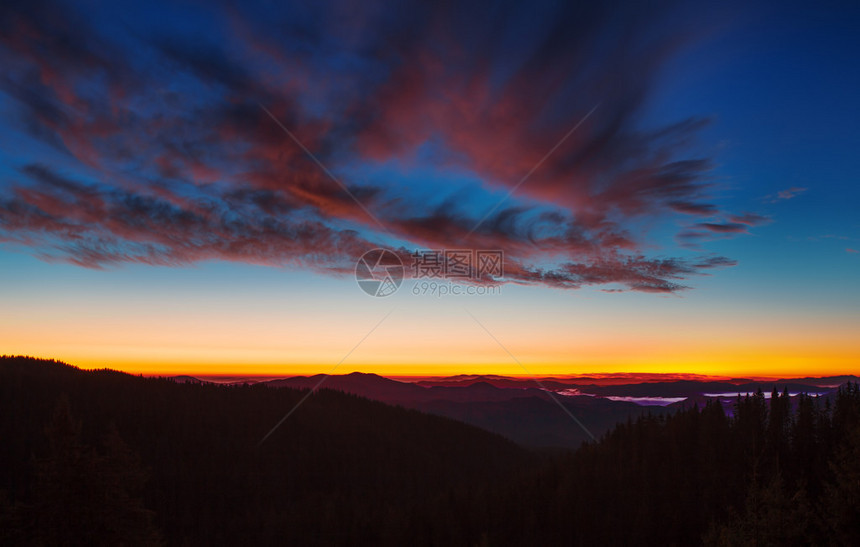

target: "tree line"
[1,356,858,545]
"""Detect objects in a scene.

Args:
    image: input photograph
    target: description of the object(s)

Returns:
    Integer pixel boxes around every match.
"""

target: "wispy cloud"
[729,212,772,226]
[695,222,749,234]
[0,0,762,292]
[765,186,808,203]
[676,212,770,250]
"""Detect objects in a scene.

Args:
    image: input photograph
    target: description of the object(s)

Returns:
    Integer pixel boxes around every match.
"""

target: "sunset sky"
[1,0,858,378]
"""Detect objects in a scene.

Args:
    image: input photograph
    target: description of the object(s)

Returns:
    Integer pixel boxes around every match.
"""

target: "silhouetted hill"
[782,375,860,387]
[185,372,848,449]
[264,372,553,403]
[265,371,429,402]
[169,375,209,384]
[422,383,860,545]
[265,373,671,448]
[0,356,530,545]
[416,395,654,448]
[4,356,858,545]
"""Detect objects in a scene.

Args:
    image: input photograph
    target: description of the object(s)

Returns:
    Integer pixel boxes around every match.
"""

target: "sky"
[0,0,858,378]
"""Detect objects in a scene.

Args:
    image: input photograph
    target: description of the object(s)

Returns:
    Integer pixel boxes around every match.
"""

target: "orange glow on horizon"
[4,348,856,381]
[3,284,857,380]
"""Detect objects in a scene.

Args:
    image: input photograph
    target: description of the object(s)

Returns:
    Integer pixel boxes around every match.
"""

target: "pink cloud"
[0,0,756,293]
[766,186,808,203]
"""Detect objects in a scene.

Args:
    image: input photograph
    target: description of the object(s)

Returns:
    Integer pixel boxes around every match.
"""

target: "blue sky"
[0,0,858,375]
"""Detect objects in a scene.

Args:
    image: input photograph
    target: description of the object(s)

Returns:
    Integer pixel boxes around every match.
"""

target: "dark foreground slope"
[2,357,859,546]
[439,386,860,546]
[0,357,531,545]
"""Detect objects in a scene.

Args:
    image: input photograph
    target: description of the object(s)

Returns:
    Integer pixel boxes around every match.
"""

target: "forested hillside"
[0,356,530,545]
[438,385,860,545]
[1,356,858,545]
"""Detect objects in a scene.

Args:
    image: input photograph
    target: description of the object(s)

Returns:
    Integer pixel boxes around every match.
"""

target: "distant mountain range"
[167,371,856,448]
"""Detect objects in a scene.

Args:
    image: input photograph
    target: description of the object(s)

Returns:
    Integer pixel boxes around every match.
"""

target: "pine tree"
[824,384,860,544]
[22,396,162,546]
